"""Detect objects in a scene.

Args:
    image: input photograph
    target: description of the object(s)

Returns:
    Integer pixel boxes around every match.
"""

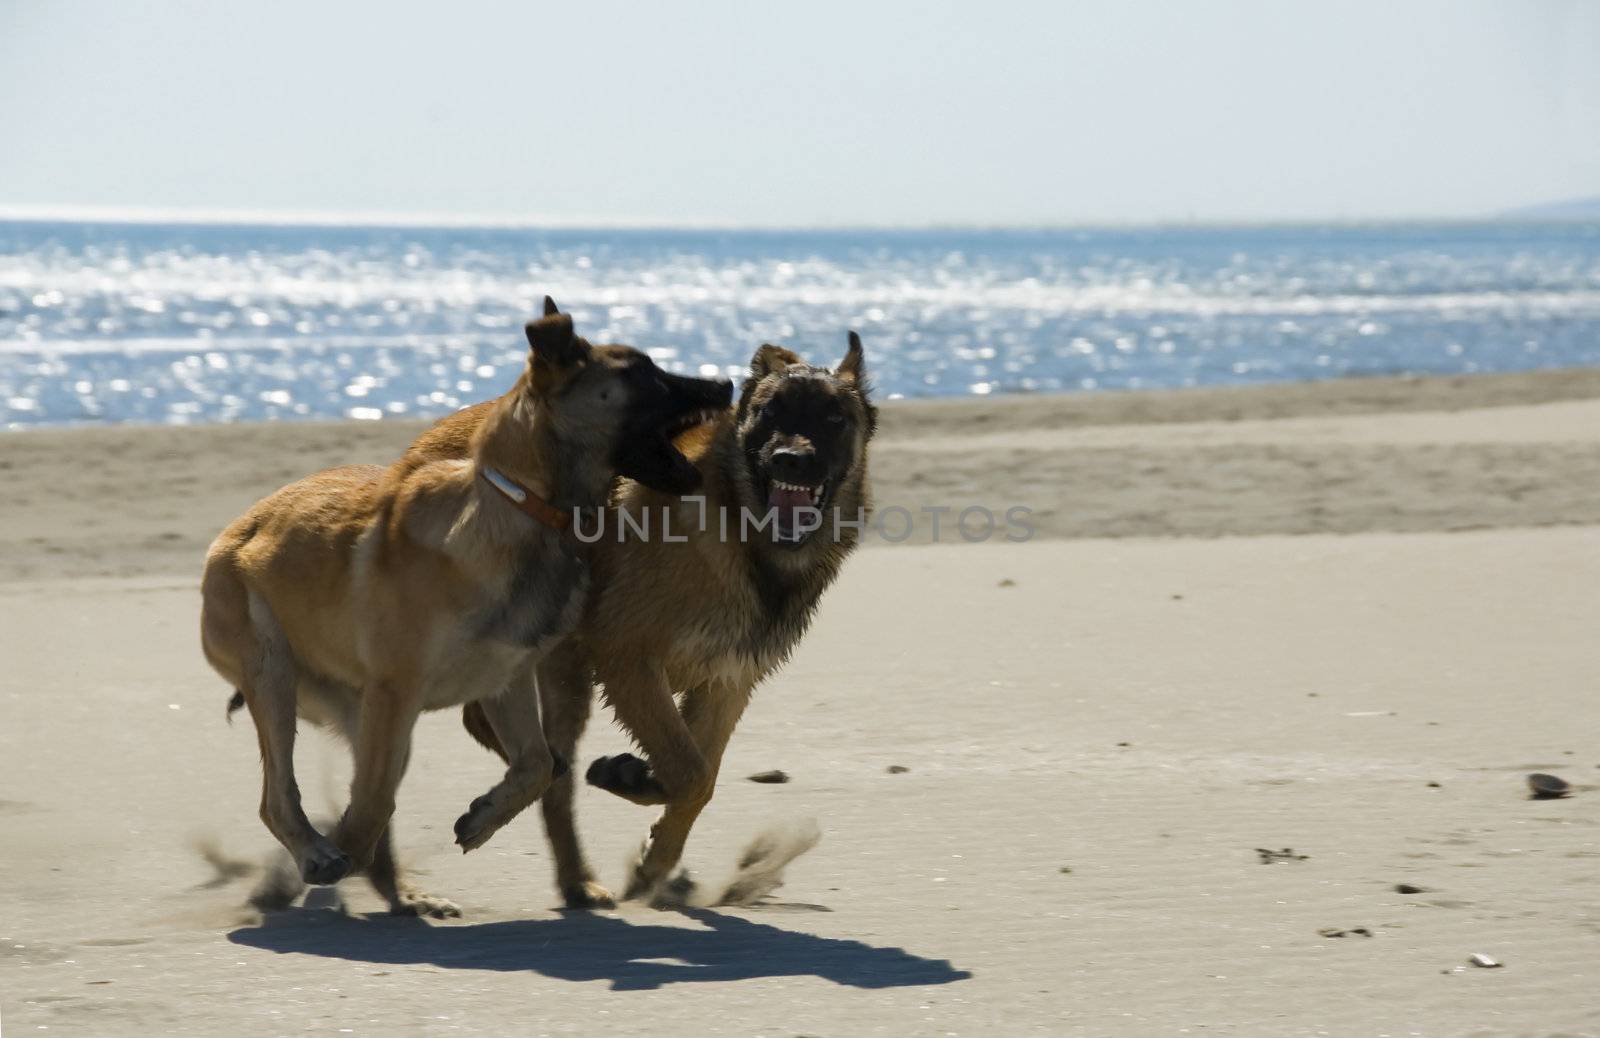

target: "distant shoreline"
[5,208,1599,234]
[3,365,1600,435]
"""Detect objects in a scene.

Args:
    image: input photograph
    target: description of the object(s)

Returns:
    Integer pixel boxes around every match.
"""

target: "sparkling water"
[2,220,1598,427]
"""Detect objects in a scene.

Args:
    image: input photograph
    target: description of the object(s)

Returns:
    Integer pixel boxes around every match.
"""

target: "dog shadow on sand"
[228,905,973,992]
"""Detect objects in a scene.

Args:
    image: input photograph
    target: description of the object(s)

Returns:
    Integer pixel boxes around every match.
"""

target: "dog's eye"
[826,412,845,424]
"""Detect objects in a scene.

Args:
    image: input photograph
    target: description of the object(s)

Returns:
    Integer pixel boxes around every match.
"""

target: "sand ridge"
[4,367,1600,581]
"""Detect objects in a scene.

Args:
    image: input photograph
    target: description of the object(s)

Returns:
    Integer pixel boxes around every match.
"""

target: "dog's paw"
[453,791,505,853]
[622,865,663,903]
[560,880,617,911]
[389,889,462,919]
[300,842,353,886]
[648,870,700,910]
[455,760,560,852]
[620,840,668,903]
[585,753,669,805]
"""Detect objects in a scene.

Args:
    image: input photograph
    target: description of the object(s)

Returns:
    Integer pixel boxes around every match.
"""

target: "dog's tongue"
[768,485,812,533]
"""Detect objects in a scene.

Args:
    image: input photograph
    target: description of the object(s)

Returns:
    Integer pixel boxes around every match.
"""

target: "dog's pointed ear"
[542,295,560,317]
[838,331,877,438]
[750,343,802,380]
[738,344,800,420]
[525,312,585,373]
[837,331,865,382]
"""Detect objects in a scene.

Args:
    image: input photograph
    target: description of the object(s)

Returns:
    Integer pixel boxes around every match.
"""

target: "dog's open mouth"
[618,376,732,495]
[650,406,723,476]
[664,407,723,440]
[766,478,830,545]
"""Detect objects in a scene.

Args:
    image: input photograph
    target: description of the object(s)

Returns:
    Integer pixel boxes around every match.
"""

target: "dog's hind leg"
[453,659,561,854]
[243,591,352,887]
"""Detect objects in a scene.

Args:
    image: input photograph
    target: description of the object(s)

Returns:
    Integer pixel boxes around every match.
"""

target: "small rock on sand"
[886,764,910,774]
[1526,773,1571,799]
[1469,953,1503,969]
[1256,847,1309,864]
[747,769,790,784]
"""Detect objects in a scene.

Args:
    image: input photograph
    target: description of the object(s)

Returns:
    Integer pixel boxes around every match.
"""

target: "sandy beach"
[3,369,1599,1035]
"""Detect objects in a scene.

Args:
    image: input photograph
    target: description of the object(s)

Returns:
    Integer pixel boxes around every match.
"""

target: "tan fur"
[202,309,724,916]
[429,335,875,906]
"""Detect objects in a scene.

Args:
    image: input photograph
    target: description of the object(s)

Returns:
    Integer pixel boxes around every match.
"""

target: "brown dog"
[407,329,875,906]
[202,302,731,915]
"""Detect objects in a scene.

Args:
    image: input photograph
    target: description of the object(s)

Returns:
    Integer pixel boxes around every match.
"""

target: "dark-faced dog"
[408,328,874,905]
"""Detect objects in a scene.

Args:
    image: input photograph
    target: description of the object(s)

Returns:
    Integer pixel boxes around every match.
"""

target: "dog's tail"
[225,689,245,724]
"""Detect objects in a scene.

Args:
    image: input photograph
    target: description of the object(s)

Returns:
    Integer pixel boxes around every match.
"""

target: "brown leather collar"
[480,467,570,532]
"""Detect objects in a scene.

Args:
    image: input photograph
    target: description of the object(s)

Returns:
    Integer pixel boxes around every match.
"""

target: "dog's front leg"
[623,682,750,899]
[453,661,563,852]
[331,679,423,874]
[586,659,698,809]
[586,664,750,899]
[366,823,462,919]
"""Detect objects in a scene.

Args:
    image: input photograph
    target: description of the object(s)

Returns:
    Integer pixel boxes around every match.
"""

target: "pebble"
[1469,953,1502,969]
[1256,847,1309,864]
[747,769,790,784]
[1527,773,1571,799]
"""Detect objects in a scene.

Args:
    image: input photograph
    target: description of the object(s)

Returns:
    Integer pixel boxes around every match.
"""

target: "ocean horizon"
[3,217,1599,428]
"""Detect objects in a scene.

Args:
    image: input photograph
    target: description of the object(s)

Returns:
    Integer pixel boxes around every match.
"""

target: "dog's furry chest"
[419,544,587,710]
[664,575,821,689]
[419,637,533,711]
[475,543,587,646]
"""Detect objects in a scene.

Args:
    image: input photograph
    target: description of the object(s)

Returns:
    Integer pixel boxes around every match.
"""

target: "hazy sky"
[3,0,1596,225]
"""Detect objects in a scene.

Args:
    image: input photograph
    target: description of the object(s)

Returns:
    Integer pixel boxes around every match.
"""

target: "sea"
[2,219,1599,428]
